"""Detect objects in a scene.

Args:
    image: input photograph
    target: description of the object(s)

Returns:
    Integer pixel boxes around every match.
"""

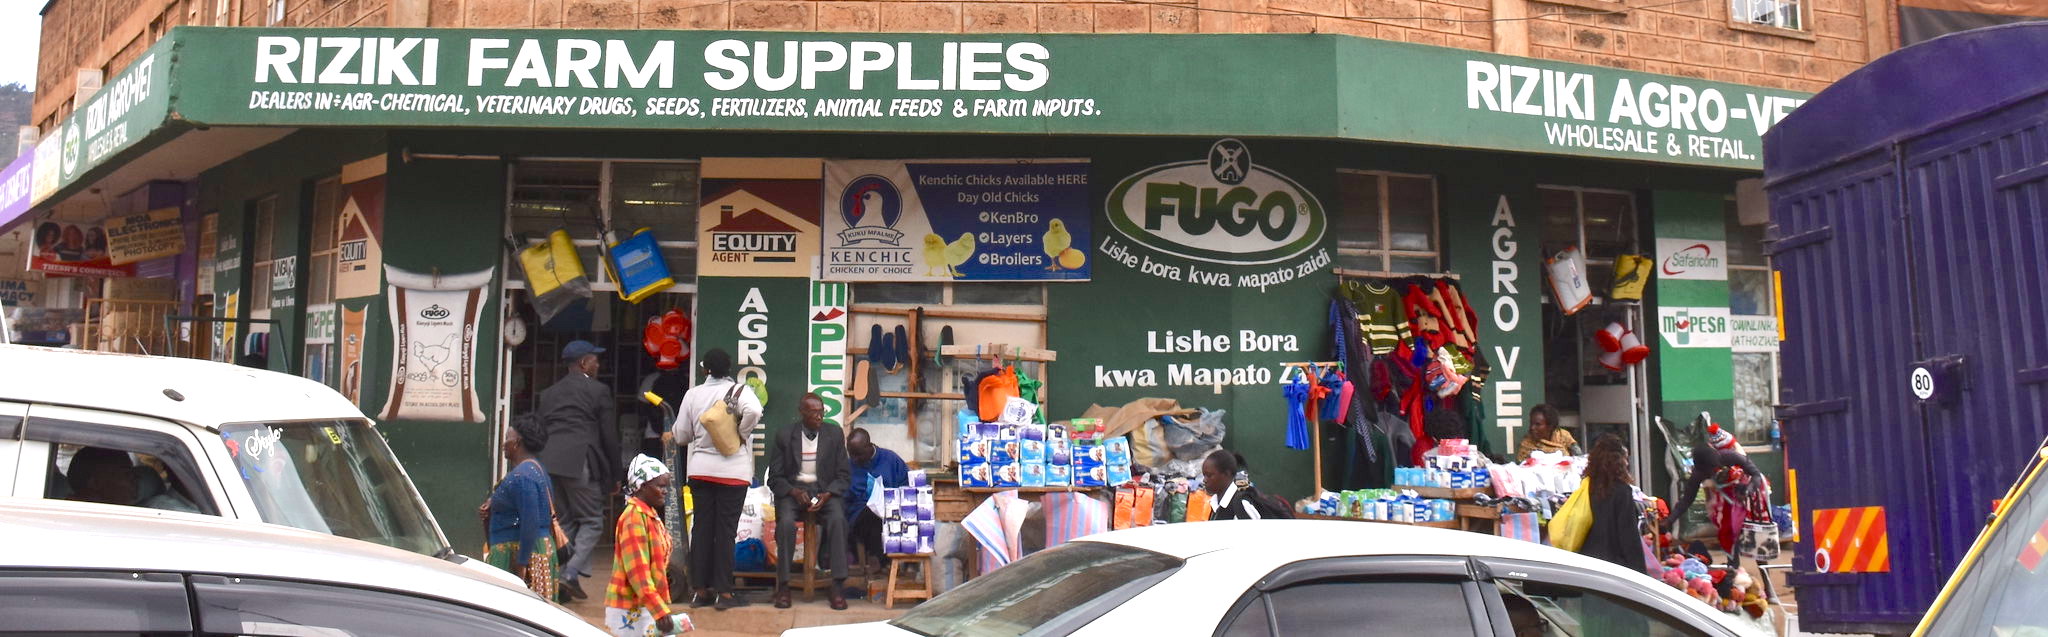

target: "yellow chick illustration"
[1043,218,1072,270]
[945,233,976,278]
[920,234,950,277]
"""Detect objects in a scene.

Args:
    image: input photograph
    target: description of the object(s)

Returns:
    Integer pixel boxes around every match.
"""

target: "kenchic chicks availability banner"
[381,266,492,423]
[823,160,1090,282]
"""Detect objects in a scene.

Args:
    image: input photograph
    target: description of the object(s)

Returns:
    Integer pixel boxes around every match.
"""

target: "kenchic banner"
[823,160,1090,282]
[381,266,492,423]
[105,207,186,265]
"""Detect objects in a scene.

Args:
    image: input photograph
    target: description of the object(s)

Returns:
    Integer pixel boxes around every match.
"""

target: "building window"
[249,196,278,312]
[1335,171,1440,274]
[266,0,287,25]
[1727,199,1778,446]
[304,177,343,387]
[1732,0,1803,31]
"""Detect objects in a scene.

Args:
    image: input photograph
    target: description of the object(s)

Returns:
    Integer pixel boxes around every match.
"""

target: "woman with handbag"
[1577,434,1648,571]
[672,349,764,611]
[480,417,561,599]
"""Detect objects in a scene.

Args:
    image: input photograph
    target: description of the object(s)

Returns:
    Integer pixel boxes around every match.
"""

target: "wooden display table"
[1394,485,1500,533]
[1298,512,1462,529]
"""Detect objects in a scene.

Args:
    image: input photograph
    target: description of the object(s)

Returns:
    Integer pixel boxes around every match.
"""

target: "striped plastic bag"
[1043,491,1110,548]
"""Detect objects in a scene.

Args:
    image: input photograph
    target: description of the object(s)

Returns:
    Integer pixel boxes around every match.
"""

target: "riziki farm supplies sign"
[128,29,1805,171]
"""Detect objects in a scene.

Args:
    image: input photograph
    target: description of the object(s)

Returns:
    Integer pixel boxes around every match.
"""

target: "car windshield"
[218,419,446,557]
[1923,451,2048,636]
[890,541,1182,637]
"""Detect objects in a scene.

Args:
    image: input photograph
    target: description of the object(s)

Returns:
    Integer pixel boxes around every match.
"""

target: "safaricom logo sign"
[1654,237,1728,281]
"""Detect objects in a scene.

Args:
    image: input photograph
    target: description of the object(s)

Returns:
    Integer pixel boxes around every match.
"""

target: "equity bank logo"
[1106,139,1325,266]
[836,175,904,247]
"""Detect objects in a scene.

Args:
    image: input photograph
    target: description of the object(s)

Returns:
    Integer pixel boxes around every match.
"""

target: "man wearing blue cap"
[537,339,622,602]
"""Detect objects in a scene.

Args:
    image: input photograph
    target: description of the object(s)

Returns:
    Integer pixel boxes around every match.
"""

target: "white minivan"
[0,344,520,587]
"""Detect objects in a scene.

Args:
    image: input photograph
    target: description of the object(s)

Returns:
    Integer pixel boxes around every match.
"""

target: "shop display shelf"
[1392,485,1488,500]
[1298,513,1462,529]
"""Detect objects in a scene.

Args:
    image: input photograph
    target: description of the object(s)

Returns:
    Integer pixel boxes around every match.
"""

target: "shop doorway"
[495,158,701,479]
[1537,186,1653,486]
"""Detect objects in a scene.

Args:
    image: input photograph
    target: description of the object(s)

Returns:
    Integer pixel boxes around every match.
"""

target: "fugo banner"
[104,207,186,265]
[380,266,492,423]
[822,159,1091,282]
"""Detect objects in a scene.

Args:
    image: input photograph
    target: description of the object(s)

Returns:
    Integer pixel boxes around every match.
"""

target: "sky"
[1,5,40,89]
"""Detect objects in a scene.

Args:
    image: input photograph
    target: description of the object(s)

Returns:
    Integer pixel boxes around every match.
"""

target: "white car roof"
[0,345,367,430]
[1081,519,1752,631]
[0,499,603,636]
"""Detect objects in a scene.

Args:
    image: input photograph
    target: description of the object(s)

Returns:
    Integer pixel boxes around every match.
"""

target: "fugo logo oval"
[1106,140,1326,266]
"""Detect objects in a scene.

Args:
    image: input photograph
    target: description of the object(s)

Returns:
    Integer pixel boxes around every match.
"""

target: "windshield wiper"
[434,545,457,560]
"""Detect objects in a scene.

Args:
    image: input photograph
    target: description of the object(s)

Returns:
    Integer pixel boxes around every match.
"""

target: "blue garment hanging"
[1284,375,1311,450]
[1318,367,1346,423]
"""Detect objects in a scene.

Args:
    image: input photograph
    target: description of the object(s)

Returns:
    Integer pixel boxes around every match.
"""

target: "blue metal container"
[1764,23,2048,635]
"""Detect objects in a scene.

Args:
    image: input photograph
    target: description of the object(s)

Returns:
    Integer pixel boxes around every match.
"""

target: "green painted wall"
[1444,178,1545,458]
[367,154,507,551]
[695,276,812,463]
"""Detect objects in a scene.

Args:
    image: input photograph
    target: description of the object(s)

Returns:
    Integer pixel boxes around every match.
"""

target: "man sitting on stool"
[846,428,909,576]
[767,393,851,610]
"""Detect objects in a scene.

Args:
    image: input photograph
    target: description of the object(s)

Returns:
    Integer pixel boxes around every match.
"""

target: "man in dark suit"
[766,393,851,610]
[535,339,621,602]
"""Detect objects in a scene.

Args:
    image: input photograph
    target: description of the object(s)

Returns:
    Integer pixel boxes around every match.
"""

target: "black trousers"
[687,479,748,595]
[775,491,848,585]
[852,509,886,562]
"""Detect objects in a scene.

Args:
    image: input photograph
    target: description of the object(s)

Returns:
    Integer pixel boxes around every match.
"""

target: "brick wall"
[34,0,1880,128]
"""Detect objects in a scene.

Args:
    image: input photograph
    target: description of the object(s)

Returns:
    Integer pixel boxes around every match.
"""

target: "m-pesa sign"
[1655,238,1728,281]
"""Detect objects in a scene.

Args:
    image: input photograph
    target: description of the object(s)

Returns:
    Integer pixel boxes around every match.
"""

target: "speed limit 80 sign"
[1911,367,1935,401]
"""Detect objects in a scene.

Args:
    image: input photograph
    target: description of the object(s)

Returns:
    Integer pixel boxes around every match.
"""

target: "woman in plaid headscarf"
[606,455,692,636]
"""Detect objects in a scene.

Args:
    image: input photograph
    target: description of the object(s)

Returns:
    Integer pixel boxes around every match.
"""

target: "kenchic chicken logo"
[1107,139,1326,266]
[836,175,904,247]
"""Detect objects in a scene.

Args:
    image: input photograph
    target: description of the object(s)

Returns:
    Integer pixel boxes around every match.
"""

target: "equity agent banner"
[822,160,1090,282]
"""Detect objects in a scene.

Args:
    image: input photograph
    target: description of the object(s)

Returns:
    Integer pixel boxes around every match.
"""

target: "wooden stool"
[733,511,827,601]
[884,553,935,609]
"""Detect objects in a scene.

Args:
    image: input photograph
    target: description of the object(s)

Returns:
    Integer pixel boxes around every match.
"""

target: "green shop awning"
[31,26,1814,211]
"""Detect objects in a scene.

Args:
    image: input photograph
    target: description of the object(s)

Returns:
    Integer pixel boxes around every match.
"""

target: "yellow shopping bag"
[1548,478,1594,552]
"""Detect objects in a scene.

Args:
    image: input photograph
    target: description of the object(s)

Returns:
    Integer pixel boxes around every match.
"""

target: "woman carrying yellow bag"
[1548,477,1594,552]
[1576,435,1649,571]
